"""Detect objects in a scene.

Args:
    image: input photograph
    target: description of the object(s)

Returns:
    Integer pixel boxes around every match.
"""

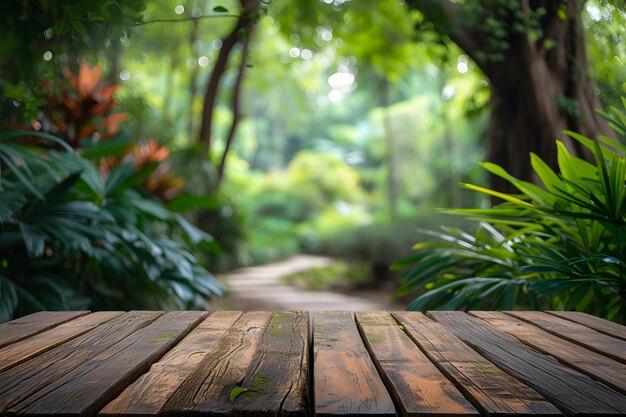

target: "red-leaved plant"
[31,62,183,201]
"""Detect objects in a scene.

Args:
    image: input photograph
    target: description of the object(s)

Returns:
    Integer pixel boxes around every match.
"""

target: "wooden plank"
[506,311,626,364]
[0,311,122,373]
[0,311,89,348]
[0,311,163,413]
[546,311,626,341]
[472,311,626,395]
[314,311,395,417]
[232,311,310,417]
[100,311,241,416]
[429,311,626,415]
[9,311,206,417]
[394,312,561,416]
[160,311,272,416]
[356,311,478,417]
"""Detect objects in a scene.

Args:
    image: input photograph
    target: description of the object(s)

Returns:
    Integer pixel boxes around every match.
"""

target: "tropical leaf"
[397,100,626,322]
[0,276,18,322]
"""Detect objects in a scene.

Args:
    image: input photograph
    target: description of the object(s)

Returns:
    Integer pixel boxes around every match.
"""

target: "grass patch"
[281,260,369,291]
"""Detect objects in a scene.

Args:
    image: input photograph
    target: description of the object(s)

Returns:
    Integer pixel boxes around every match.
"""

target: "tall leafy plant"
[0,64,225,322]
[0,130,224,322]
[395,99,626,323]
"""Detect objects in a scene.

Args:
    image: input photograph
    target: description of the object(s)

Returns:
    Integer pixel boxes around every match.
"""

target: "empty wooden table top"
[0,310,624,416]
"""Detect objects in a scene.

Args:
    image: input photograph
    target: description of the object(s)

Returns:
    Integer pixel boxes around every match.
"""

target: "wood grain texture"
[9,311,206,417]
[430,311,626,415]
[232,311,310,417]
[394,312,560,417]
[0,311,89,348]
[0,311,122,373]
[314,311,395,417]
[100,311,241,416]
[356,311,478,417]
[546,311,626,341]
[0,311,163,413]
[472,311,626,394]
[506,311,626,364]
[157,311,272,416]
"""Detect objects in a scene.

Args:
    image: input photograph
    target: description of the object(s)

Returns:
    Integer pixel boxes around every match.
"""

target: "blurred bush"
[225,150,370,265]
[318,214,465,287]
[282,260,370,291]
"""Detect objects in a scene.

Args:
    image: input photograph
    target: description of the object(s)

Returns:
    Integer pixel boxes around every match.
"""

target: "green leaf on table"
[229,387,248,402]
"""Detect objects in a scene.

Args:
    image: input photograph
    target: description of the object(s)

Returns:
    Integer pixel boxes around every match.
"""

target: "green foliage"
[0,130,224,322]
[281,260,369,291]
[583,1,626,109]
[225,151,370,264]
[320,215,464,285]
[396,102,626,323]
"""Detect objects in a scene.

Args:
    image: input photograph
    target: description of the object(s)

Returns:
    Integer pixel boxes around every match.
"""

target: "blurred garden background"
[1,0,625,322]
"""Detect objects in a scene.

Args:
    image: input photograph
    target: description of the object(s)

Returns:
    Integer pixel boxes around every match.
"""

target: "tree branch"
[216,34,252,186]
[187,0,200,144]
[405,0,486,74]
[30,0,238,26]
[198,9,248,156]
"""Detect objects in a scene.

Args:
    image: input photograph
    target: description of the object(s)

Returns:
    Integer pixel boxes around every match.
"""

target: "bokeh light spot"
[198,56,209,67]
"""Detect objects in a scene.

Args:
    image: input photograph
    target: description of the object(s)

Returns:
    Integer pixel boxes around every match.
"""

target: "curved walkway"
[214,255,404,311]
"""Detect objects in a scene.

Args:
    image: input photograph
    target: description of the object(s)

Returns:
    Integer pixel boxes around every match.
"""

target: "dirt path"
[212,255,404,311]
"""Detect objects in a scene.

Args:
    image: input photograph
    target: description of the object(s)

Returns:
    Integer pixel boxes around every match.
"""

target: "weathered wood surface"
[394,312,561,416]
[314,311,395,417]
[0,311,163,413]
[507,311,626,363]
[232,311,309,417]
[0,310,625,417]
[472,311,626,394]
[9,311,206,416]
[0,311,89,348]
[430,311,626,415]
[101,311,242,416]
[356,311,478,417]
[0,311,121,373]
[159,311,272,416]
[547,311,626,341]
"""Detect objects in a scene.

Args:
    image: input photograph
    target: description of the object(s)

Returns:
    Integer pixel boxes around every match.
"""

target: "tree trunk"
[380,77,399,223]
[483,0,608,192]
[216,32,253,186]
[106,38,122,86]
[438,71,460,207]
[198,0,259,159]
[407,0,610,193]
[187,0,200,144]
[163,52,178,123]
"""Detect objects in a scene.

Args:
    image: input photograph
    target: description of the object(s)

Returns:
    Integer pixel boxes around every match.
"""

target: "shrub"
[0,63,224,321]
[319,214,464,285]
[0,130,224,322]
[282,260,370,291]
[395,100,626,323]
